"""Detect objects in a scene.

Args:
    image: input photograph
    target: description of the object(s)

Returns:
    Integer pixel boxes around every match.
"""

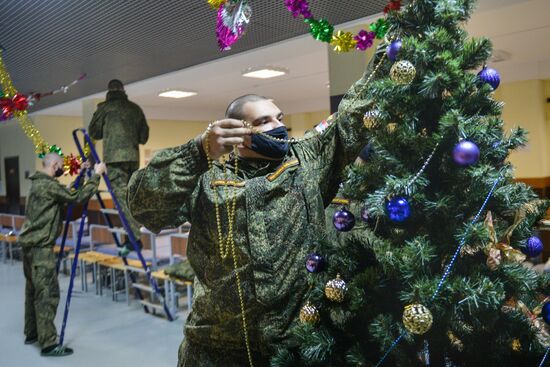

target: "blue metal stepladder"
[57,128,174,346]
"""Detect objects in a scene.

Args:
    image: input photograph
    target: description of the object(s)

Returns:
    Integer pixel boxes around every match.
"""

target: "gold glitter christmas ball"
[390,60,416,85]
[402,304,433,335]
[299,302,320,325]
[363,110,381,129]
[386,123,398,133]
[447,331,464,351]
[511,338,521,352]
[324,274,348,303]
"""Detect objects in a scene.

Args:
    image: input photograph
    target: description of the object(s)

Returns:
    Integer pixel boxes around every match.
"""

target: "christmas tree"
[272,0,550,366]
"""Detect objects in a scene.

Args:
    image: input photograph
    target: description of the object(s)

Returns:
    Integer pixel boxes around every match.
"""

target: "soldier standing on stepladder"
[89,79,149,257]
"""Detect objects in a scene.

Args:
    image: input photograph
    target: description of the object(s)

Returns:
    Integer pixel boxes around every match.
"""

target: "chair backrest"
[179,222,191,233]
[89,224,115,250]
[13,215,26,230]
[170,233,189,258]
[0,213,13,227]
[139,232,152,250]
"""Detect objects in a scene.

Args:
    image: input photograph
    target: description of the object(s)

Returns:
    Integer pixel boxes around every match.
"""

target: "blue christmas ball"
[333,207,356,232]
[453,140,480,166]
[542,301,550,325]
[305,253,325,273]
[386,39,402,62]
[478,66,501,90]
[521,236,543,258]
[386,196,411,223]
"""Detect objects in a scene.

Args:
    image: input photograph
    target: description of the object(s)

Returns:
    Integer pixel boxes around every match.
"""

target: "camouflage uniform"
[18,172,100,348]
[89,90,149,240]
[128,66,373,365]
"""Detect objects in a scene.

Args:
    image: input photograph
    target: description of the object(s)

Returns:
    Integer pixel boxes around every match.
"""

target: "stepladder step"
[107,227,128,235]
[99,208,120,215]
[132,283,154,292]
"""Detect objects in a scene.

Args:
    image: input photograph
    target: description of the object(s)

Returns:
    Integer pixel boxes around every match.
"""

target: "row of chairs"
[70,223,193,317]
[0,211,194,319]
[0,213,25,264]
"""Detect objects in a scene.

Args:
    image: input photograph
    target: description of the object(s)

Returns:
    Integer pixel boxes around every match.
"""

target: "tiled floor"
[0,260,187,367]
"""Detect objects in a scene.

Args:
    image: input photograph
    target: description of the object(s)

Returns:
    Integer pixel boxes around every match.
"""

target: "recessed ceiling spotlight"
[158,90,197,98]
[242,66,288,79]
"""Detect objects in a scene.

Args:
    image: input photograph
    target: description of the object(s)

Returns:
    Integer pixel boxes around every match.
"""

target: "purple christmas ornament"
[333,207,356,232]
[305,253,325,273]
[522,236,543,258]
[478,66,500,90]
[453,140,480,166]
[542,301,550,325]
[386,196,411,223]
[386,39,402,61]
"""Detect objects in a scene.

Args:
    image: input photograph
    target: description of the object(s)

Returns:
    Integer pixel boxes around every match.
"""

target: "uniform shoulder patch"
[314,113,337,134]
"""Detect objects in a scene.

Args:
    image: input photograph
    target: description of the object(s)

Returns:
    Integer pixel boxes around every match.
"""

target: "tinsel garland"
[0,50,83,175]
[207,0,401,52]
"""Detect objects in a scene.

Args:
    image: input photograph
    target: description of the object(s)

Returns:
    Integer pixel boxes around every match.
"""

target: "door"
[4,157,20,214]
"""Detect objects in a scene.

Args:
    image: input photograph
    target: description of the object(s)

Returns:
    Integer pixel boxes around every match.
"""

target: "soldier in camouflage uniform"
[89,79,149,256]
[128,60,376,366]
[18,153,105,356]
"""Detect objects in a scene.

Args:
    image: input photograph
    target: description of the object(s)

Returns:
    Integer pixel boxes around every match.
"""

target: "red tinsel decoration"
[64,154,82,176]
[384,0,401,14]
[12,93,29,111]
[0,97,14,120]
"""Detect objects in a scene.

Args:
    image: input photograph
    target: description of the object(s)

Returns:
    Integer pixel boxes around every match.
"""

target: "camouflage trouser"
[107,162,142,244]
[22,246,59,348]
[177,339,270,367]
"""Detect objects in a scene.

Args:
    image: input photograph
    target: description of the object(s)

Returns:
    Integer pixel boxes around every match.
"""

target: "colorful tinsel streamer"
[0,50,82,175]
[0,50,49,155]
[285,0,400,53]
[215,0,251,51]
[207,0,401,53]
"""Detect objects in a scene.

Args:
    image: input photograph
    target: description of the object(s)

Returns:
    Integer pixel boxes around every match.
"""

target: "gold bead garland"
[241,54,387,144]
[204,125,254,367]
[200,42,390,367]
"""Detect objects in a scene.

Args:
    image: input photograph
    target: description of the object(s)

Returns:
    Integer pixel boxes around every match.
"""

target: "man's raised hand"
[201,119,252,160]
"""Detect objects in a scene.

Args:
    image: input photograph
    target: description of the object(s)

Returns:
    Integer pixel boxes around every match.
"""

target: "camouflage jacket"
[128,68,372,353]
[18,172,100,248]
[89,90,149,164]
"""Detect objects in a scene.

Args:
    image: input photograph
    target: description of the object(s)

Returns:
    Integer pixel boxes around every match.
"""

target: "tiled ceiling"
[0,0,388,111]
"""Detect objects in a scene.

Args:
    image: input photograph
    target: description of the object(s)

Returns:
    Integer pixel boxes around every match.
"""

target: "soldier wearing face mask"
[18,153,105,357]
[128,70,373,365]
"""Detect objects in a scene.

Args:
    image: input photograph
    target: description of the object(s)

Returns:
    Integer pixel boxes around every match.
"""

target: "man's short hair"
[225,94,268,120]
[108,79,124,91]
[42,152,63,168]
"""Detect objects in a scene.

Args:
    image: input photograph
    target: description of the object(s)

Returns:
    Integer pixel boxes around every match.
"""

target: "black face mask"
[54,168,64,177]
[250,126,289,159]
